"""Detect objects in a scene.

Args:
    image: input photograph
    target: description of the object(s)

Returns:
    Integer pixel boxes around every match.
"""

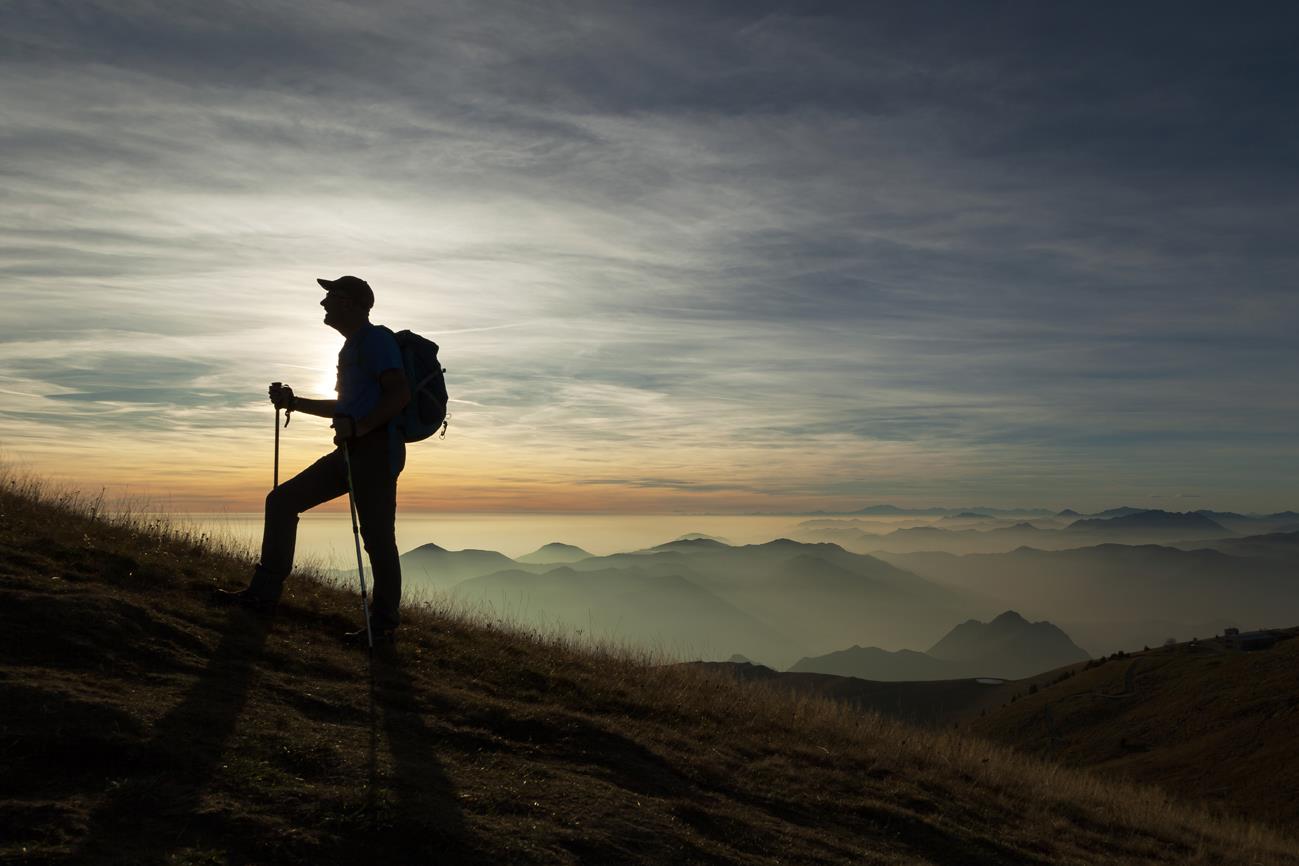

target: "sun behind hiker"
[217,275,411,644]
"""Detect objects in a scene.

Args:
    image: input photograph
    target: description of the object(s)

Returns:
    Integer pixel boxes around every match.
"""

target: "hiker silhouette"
[218,276,411,641]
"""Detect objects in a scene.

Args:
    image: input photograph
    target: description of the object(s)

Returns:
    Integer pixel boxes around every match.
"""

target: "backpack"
[379,326,449,442]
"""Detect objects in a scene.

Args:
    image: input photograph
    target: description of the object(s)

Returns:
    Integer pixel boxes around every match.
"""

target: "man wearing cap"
[218,275,411,644]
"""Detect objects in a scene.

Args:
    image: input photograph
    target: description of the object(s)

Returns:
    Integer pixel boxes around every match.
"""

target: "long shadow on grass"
[72,607,272,863]
[357,648,477,863]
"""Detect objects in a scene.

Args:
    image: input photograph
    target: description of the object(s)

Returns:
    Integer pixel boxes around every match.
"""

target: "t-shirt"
[335,323,406,475]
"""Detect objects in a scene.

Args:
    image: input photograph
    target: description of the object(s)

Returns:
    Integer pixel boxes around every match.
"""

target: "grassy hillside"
[967,634,1299,829]
[3,473,1298,865]
[688,662,1023,727]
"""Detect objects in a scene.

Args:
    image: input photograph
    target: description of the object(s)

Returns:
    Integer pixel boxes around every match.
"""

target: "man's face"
[320,291,353,327]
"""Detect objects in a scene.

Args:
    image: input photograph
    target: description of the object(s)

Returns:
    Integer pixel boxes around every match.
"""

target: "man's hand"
[332,415,359,445]
[269,383,296,411]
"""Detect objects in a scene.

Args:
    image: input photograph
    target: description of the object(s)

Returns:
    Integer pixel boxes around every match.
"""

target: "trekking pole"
[343,441,374,652]
[272,381,282,489]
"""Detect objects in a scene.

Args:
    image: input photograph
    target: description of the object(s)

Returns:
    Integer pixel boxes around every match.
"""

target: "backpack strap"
[355,324,397,383]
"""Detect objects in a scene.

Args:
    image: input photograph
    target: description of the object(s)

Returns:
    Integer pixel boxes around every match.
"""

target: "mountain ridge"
[791,611,1089,681]
[515,542,594,564]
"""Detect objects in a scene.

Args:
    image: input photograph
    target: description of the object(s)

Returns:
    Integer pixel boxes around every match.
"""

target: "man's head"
[318,275,373,335]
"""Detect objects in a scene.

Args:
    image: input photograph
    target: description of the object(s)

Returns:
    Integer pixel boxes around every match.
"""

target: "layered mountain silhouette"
[1167,530,1299,560]
[938,512,994,522]
[793,522,1057,555]
[617,539,979,662]
[1065,510,1229,536]
[840,505,1054,517]
[451,565,797,662]
[515,542,593,564]
[1089,506,1150,519]
[645,537,731,553]
[397,543,517,588]
[672,532,731,544]
[878,542,1299,655]
[796,509,1299,558]
[345,519,1299,671]
[926,611,1089,676]
[380,536,989,669]
[790,611,1089,681]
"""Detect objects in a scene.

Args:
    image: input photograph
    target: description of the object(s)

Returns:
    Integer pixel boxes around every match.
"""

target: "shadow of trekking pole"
[346,647,477,863]
[366,662,379,831]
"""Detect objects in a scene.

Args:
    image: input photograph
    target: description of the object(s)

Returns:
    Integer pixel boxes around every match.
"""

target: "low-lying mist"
[181,506,1299,678]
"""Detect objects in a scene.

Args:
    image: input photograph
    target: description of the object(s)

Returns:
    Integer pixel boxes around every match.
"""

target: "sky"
[2,1,1297,514]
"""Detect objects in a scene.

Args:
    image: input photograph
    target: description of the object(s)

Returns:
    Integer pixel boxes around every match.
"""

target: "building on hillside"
[1223,629,1279,651]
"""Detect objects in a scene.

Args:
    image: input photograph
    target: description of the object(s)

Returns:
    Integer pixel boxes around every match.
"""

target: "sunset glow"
[3,4,1296,515]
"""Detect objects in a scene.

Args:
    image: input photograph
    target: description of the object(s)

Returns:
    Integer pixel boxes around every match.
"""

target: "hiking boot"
[212,586,278,616]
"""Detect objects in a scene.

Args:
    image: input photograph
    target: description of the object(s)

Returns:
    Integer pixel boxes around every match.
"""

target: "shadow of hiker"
[355,645,478,864]
[73,607,273,863]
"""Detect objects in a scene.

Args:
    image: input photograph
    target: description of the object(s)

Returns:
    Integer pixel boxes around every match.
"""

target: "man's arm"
[292,397,339,418]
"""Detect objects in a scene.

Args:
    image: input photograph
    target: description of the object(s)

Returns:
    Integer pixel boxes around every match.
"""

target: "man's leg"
[350,435,402,634]
[246,449,348,602]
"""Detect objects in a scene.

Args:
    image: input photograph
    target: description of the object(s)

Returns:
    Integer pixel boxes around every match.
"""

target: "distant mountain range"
[927,611,1090,675]
[1064,510,1228,535]
[515,542,593,564]
[359,535,992,668]
[801,504,1297,520]
[1082,506,1150,519]
[790,611,1089,681]
[672,532,731,544]
[451,565,795,662]
[342,522,1299,670]
[1166,531,1299,559]
[399,543,517,588]
[796,510,1299,556]
[807,505,1055,517]
[876,539,1299,653]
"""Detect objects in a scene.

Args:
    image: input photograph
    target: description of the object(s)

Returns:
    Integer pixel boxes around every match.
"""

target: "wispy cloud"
[2,2,1297,511]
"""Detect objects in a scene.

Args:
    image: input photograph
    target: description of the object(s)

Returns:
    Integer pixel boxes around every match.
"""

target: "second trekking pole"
[272,381,284,489]
[274,409,280,489]
[343,441,374,653]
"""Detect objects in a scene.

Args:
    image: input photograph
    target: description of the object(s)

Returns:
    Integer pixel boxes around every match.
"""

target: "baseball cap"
[316,275,374,310]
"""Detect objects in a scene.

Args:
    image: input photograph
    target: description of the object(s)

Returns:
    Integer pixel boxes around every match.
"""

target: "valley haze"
[225,503,1299,671]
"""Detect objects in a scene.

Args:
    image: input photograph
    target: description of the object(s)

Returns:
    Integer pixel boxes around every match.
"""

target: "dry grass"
[3,466,1298,865]
[969,633,1299,829]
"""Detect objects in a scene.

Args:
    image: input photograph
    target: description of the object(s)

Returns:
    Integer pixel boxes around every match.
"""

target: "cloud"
[574,477,764,494]
[2,1,1297,509]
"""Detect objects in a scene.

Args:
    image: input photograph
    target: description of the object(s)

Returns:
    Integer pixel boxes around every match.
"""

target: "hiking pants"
[248,428,402,631]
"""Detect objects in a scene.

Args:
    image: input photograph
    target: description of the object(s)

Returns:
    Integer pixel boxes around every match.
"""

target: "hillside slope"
[689,662,1024,727]
[967,634,1299,828]
[2,478,1297,865]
